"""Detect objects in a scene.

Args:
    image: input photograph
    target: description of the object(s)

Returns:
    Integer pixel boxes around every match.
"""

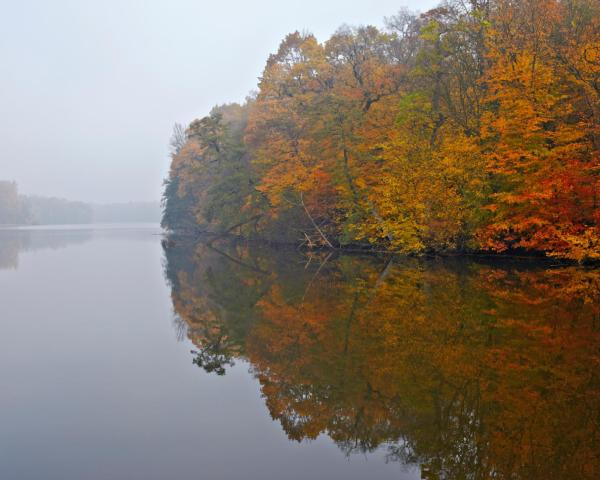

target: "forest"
[162,0,599,262]
[0,181,160,225]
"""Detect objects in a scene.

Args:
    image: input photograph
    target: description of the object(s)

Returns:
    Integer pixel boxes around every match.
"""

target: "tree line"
[162,0,599,261]
[0,181,161,225]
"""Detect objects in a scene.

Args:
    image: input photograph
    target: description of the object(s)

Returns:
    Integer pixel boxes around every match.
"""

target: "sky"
[0,0,438,203]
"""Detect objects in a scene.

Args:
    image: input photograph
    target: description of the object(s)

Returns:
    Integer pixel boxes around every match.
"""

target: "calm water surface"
[0,225,598,480]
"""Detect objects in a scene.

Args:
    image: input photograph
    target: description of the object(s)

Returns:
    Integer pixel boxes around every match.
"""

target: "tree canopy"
[162,0,599,261]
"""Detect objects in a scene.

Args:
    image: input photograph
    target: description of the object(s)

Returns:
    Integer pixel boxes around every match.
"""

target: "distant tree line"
[0,181,161,225]
[26,195,93,224]
[91,202,161,223]
[162,0,599,261]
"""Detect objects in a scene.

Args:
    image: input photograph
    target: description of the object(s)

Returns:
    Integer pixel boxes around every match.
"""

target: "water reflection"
[0,228,92,270]
[0,225,159,270]
[163,238,600,479]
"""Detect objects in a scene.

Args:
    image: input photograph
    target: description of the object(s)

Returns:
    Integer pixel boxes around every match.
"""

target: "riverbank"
[163,231,599,266]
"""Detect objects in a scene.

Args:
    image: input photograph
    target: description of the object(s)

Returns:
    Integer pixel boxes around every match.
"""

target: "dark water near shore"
[1,225,598,480]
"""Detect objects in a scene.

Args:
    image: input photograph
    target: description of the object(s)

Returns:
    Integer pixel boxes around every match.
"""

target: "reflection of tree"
[163,239,600,479]
[0,235,21,270]
[0,228,93,270]
[191,342,235,376]
[162,239,277,374]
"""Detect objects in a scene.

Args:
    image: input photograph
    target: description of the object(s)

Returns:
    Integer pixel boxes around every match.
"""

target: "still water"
[0,225,598,480]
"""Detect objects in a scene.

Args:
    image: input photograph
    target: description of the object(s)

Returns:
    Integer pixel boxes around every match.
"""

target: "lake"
[0,225,598,479]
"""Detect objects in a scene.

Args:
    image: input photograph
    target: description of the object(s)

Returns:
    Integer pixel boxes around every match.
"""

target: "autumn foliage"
[162,0,599,261]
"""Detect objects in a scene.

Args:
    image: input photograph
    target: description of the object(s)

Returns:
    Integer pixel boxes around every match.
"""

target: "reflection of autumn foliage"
[163,239,273,373]
[164,239,600,479]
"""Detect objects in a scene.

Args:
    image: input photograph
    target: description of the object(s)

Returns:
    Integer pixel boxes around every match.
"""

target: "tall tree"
[478,0,600,261]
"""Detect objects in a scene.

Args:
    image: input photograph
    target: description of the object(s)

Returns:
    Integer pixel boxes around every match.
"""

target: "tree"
[0,181,30,225]
[477,0,600,261]
[162,104,261,234]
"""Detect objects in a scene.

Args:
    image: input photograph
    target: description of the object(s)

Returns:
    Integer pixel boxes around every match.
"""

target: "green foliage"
[162,103,263,234]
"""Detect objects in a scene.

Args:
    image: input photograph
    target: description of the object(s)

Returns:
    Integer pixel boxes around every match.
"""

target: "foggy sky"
[0,0,438,203]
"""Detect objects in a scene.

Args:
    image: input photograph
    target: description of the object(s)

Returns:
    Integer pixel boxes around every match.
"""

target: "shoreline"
[163,231,599,267]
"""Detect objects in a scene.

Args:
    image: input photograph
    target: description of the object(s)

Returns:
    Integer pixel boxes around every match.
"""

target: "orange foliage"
[163,0,599,260]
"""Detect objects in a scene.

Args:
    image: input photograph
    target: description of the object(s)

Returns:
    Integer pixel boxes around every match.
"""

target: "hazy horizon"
[0,0,437,204]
